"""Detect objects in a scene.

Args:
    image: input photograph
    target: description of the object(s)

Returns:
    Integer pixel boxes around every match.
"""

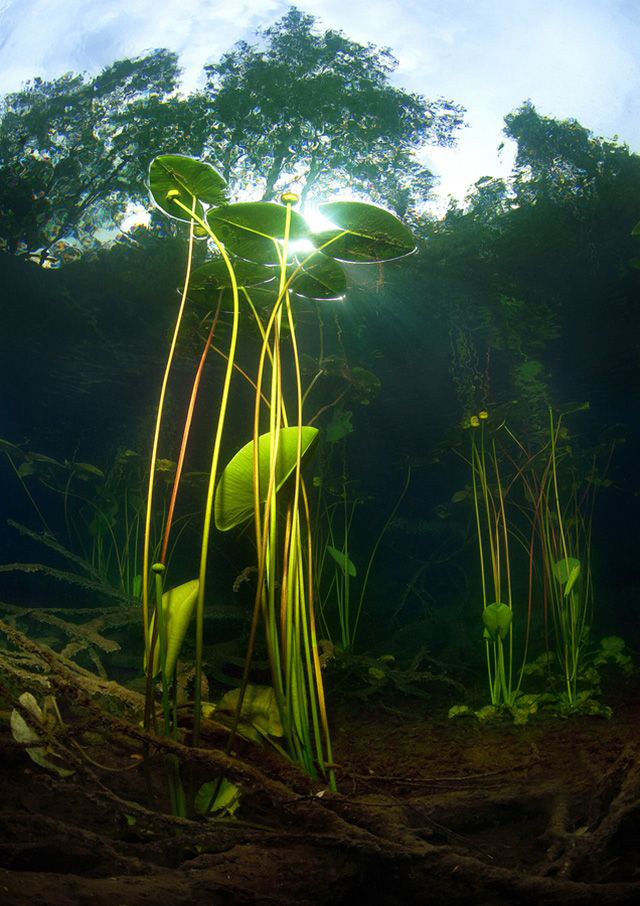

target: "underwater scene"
[0,3,639,904]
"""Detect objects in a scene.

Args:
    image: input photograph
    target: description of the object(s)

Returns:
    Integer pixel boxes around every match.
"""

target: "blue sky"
[0,0,637,208]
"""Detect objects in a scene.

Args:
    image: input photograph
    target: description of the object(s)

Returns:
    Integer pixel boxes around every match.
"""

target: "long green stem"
[142,207,197,658]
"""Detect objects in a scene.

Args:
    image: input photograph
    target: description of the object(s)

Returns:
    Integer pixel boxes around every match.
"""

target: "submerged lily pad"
[553,557,581,596]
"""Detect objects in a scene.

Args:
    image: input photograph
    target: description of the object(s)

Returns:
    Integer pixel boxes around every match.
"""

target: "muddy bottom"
[2,675,640,905]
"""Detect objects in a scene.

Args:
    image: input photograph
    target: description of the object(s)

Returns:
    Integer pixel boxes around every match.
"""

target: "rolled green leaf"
[327,545,356,577]
[214,426,318,531]
[145,578,199,678]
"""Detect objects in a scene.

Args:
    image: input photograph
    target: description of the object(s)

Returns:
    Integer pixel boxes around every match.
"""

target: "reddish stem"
[160,302,222,565]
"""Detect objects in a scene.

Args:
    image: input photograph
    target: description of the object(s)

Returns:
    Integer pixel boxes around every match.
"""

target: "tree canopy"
[0,7,465,259]
[201,7,464,214]
[0,50,208,259]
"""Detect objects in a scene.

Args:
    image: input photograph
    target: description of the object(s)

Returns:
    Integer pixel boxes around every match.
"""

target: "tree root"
[2,619,640,903]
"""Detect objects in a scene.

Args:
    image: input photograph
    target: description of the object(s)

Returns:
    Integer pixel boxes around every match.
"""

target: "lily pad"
[149,155,227,222]
[314,201,416,262]
[195,778,241,816]
[190,258,275,292]
[216,684,283,741]
[207,202,311,264]
[288,254,347,299]
[553,557,581,595]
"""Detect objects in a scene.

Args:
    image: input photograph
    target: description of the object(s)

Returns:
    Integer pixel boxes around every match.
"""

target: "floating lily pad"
[207,202,311,264]
[315,201,416,262]
[149,155,226,222]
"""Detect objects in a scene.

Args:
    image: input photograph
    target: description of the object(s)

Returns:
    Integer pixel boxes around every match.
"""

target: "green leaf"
[73,462,105,478]
[207,202,311,264]
[327,545,356,577]
[195,778,241,816]
[145,578,199,678]
[149,154,227,222]
[214,427,318,531]
[190,258,275,292]
[315,201,416,262]
[217,685,283,739]
[325,408,353,444]
[553,557,581,591]
[482,602,512,641]
[288,254,347,299]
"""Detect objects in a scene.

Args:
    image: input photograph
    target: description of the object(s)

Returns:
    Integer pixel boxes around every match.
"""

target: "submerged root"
[1,619,640,903]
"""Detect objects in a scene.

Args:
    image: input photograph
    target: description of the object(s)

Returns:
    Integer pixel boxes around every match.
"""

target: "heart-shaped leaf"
[217,684,283,739]
[215,426,318,531]
[149,155,227,222]
[145,578,199,678]
[482,601,512,641]
[195,778,241,816]
[315,201,416,262]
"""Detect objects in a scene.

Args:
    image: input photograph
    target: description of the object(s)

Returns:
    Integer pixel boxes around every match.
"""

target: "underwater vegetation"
[447,403,629,724]
[134,151,417,807]
[1,11,640,901]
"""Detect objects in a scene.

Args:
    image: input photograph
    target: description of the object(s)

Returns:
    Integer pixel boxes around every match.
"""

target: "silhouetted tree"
[0,50,206,257]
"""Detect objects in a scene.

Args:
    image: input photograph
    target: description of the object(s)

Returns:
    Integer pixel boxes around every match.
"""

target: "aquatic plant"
[0,440,194,601]
[140,153,416,792]
[466,411,525,707]
[536,408,595,706]
[314,462,411,653]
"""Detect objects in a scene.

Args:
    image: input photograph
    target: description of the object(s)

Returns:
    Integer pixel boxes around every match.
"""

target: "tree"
[0,50,206,258]
[202,7,464,215]
[504,101,640,208]
[408,103,640,432]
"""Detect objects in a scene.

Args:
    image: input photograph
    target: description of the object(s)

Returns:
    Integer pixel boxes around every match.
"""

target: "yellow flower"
[470,415,480,428]
[478,410,489,420]
[281,191,299,205]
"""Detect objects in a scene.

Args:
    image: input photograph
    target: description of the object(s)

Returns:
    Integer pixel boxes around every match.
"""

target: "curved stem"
[142,206,197,657]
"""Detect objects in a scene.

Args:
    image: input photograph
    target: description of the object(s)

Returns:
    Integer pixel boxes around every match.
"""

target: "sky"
[0,0,638,209]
